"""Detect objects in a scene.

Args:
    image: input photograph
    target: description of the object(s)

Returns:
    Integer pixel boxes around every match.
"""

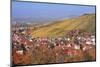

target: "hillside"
[31,13,96,37]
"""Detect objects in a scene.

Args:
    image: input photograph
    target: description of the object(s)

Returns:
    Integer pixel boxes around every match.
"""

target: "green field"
[31,13,96,37]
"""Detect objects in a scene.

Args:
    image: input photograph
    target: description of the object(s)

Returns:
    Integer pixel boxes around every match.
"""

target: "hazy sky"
[12,1,95,23]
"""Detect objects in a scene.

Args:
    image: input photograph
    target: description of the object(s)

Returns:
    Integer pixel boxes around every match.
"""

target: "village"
[12,25,96,65]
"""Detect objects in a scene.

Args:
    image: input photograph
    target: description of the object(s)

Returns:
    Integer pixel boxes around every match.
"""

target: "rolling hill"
[31,13,96,37]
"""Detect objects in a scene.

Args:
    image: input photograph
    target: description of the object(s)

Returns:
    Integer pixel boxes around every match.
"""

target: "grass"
[31,13,96,37]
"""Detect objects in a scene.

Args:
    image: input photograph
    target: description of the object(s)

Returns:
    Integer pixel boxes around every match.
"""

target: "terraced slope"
[31,13,96,37]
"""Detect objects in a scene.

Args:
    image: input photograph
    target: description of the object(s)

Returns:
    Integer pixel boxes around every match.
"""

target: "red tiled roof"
[12,34,33,46]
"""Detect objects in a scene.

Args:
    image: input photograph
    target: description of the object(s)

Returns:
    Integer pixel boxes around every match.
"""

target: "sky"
[12,1,96,23]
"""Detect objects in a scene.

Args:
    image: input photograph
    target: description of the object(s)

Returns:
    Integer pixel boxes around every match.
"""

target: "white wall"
[0,0,100,67]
